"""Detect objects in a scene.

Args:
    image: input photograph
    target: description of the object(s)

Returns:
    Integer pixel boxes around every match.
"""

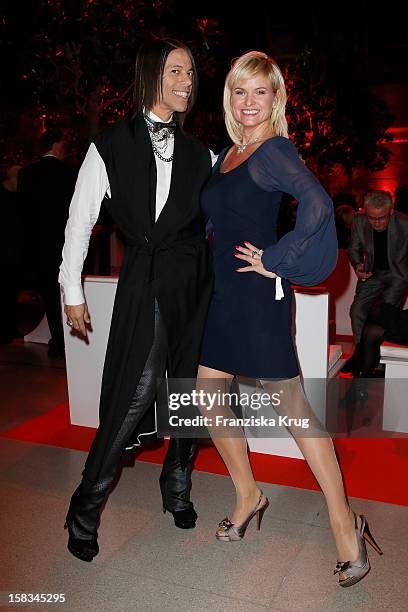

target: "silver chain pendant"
[151,143,173,162]
[237,143,248,154]
[148,129,174,162]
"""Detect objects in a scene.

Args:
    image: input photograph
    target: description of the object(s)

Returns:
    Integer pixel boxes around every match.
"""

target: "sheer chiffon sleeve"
[248,137,338,286]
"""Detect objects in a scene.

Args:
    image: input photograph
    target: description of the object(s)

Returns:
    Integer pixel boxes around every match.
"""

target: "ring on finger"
[66,319,73,327]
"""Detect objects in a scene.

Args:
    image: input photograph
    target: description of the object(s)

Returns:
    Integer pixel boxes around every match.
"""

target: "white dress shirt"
[58,141,110,305]
[147,110,175,220]
[59,111,179,305]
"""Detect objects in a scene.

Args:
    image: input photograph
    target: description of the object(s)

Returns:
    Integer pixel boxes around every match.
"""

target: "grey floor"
[1,341,408,612]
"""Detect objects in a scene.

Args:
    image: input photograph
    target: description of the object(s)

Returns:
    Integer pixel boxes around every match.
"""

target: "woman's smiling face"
[231,74,277,131]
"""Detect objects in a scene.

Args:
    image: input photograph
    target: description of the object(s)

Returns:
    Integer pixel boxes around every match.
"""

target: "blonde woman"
[198,51,382,587]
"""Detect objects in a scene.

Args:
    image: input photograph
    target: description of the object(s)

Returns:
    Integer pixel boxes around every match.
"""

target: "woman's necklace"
[236,136,269,154]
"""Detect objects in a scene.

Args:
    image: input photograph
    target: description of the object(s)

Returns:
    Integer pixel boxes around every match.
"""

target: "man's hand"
[355,263,373,282]
[64,303,91,338]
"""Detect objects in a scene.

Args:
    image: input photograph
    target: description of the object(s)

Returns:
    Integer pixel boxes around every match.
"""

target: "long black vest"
[83,115,213,481]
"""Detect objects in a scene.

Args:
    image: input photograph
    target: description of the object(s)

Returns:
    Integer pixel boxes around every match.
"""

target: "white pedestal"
[380,343,408,433]
[63,276,117,427]
[24,314,51,344]
[64,281,333,459]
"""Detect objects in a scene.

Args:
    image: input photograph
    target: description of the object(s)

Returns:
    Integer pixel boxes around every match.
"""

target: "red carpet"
[1,403,407,506]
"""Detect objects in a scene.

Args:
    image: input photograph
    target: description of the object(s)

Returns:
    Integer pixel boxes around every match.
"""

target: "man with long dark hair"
[59,39,213,561]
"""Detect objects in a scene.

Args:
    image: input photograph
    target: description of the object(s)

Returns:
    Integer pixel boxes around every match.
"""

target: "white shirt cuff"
[275,276,284,300]
[61,284,85,306]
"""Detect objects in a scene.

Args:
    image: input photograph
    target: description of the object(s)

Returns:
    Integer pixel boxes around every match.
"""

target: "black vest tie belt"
[127,230,206,283]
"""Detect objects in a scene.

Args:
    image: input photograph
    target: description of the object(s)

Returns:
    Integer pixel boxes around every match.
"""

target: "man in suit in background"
[342,190,408,373]
[18,128,76,357]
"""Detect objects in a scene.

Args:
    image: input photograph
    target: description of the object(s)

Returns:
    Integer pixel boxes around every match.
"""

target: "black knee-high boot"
[65,302,168,561]
[64,408,144,562]
[64,475,115,561]
[160,438,198,529]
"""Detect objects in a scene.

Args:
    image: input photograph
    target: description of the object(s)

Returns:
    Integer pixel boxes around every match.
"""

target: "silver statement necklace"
[144,116,175,163]
[151,139,173,163]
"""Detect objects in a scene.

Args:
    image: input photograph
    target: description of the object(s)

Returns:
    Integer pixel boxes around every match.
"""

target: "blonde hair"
[223,51,288,145]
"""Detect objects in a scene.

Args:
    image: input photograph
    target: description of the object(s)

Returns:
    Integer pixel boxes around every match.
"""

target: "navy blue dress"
[200,136,337,378]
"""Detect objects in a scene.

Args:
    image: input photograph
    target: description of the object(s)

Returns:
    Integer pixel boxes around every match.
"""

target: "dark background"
[1,1,407,194]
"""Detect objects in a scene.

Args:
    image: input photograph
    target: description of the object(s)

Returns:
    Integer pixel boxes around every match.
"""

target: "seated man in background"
[342,190,408,373]
[352,302,408,378]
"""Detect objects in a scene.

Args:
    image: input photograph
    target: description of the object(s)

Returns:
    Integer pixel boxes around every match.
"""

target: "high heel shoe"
[163,506,197,529]
[64,510,99,562]
[216,490,269,542]
[334,513,383,587]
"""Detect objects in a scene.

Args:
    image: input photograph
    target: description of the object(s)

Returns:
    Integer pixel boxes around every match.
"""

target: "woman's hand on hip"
[234,241,277,279]
[64,303,91,338]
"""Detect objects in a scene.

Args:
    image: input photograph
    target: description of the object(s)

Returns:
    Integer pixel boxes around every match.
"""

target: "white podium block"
[63,276,117,427]
[24,314,51,344]
[64,281,333,459]
[380,343,408,433]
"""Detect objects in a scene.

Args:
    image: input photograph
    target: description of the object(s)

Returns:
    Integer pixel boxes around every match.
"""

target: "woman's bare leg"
[197,365,261,527]
[260,376,358,575]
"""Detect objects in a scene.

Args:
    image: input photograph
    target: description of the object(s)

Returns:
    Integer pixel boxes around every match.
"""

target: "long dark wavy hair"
[132,38,198,127]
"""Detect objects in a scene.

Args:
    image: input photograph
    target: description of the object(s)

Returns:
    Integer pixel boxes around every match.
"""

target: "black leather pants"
[160,437,196,513]
[66,301,197,540]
